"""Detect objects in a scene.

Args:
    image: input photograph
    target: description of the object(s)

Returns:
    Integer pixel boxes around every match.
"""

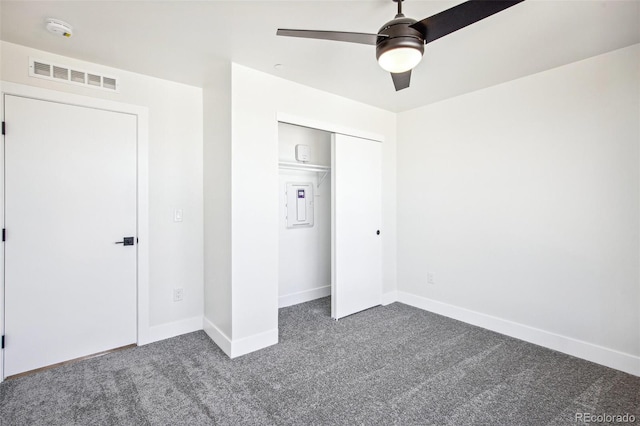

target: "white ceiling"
[1,0,638,112]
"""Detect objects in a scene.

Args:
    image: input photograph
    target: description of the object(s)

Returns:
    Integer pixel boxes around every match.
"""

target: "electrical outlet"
[173,288,184,302]
[427,272,435,285]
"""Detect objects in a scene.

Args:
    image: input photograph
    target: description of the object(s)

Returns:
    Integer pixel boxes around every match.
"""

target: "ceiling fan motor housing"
[375,15,425,62]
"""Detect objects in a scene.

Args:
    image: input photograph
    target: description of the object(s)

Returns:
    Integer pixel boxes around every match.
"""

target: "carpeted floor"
[1,298,638,425]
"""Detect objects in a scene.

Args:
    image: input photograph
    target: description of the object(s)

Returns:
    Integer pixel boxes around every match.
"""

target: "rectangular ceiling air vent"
[33,61,51,76]
[53,65,69,80]
[102,77,117,91]
[70,70,85,83]
[87,73,101,87]
[29,57,120,93]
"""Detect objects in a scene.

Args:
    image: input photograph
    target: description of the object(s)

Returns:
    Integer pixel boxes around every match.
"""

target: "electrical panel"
[286,182,314,228]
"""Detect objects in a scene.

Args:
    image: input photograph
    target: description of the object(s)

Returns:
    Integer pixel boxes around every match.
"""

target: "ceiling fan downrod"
[395,0,403,17]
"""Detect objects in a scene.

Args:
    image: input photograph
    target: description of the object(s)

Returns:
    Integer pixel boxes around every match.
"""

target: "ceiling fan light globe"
[378,47,422,73]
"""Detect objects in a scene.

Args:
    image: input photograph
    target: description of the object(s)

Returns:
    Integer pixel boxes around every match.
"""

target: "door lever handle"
[115,237,135,246]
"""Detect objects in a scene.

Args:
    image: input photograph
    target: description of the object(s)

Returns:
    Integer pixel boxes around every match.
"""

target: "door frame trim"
[0,81,150,382]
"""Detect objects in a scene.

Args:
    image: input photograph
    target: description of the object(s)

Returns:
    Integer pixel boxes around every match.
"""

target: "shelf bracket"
[318,171,329,188]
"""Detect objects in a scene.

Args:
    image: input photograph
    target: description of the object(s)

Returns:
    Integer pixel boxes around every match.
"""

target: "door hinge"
[1,335,4,349]
[2,228,5,242]
[1,122,5,135]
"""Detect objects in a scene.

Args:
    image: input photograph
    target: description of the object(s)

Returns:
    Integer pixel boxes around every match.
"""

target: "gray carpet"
[1,298,638,425]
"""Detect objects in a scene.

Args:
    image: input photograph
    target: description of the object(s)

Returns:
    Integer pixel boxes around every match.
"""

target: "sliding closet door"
[331,133,382,319]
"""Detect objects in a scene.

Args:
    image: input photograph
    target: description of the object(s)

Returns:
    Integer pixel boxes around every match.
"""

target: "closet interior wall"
[278,123,332,308]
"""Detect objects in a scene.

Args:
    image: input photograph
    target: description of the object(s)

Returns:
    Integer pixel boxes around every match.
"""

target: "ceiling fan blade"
[276,29,387,45]
[391,71,411,91]
[410,0,525,44]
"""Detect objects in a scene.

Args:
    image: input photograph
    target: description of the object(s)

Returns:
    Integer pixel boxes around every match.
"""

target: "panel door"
[3,95,137,377]
[331,133,382,319]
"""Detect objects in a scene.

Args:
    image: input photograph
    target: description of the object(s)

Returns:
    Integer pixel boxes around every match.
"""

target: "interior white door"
[331,133,382,319]
[3,95,137,377]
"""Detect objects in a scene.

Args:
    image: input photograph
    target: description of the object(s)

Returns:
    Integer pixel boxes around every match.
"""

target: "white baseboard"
[397,292,640,377]
[381,290,398,306]
[203,317,232,356]
[230,328,278,358]
[203,317,278,359]
[139,315,203,346]
[279,285,331,308]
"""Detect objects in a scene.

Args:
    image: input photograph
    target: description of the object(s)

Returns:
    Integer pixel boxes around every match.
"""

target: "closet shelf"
[278,161,330,172]
[278,161,331,187]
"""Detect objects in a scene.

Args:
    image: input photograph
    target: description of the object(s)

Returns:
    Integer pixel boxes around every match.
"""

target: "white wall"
[203,63,233,349]
[278,123,332,166]
[397,44,639,375]
[1,41,204,343]
[208,63,396,357]
[278,123,332,307]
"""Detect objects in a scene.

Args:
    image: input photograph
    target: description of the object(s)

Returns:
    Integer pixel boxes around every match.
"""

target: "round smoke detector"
[46,18,73,38]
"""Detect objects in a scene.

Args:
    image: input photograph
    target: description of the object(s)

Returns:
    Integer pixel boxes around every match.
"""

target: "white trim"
[0,81,150,382]
[141,316,203,346]
[230,328,278,358]
[203,317,232,357]
[397,291,640,377]
[277,112,384,143]
[136,112,150,346]
[381,290,398,306]
[203,318,278,359]
[0,89,5,382]
[279,285,331,308]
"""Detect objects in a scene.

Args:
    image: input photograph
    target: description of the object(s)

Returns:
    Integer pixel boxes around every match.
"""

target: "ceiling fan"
[277,0,524,91]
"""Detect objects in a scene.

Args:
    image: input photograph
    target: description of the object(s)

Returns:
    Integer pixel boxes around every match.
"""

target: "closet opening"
[278,122,333,317]
[277,119,383,325]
